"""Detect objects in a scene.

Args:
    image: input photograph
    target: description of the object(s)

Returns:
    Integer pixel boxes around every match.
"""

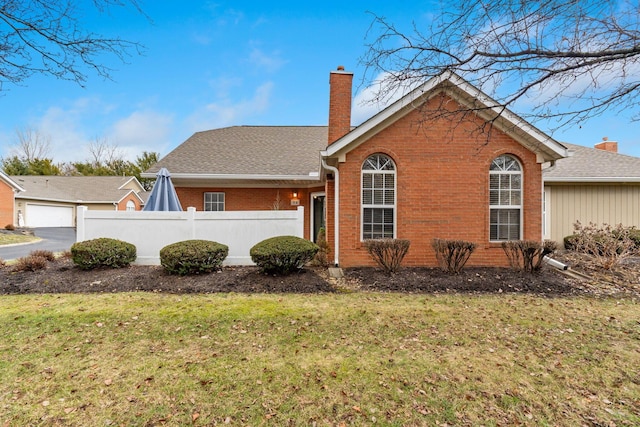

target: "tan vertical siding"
[546,184,640,245]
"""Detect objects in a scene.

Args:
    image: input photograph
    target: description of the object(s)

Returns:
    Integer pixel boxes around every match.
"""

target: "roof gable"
[0,170,24,192]
[322,72,568,162]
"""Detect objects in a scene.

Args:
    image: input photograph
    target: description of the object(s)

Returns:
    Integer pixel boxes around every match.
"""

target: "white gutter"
[544,176,640,183]
[321,158,340,267]
[140,172,321,180]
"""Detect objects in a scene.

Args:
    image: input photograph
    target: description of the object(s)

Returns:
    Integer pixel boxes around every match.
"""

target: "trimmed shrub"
[71,238,136,270]
[4,224,15,231]
[431,238,476,274]
[30,249,56,262]
[160,240,228,276]
[363,238,410,274]
[13,255,48,272]
[0,258,5,269]
[502,240,557,273]
[250,236,319,275]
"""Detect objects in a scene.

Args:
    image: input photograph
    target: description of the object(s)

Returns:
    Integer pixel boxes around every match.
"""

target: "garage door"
[25,204,74,227]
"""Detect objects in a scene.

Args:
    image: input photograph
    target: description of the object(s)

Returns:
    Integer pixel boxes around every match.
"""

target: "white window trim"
[489,156,523,242]
[361,154,397,241]
[125,200,136,211]
[204,192,225,211]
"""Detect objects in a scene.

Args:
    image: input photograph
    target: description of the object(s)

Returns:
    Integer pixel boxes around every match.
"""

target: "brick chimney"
[595,137,618,153]
[328,65,353,145]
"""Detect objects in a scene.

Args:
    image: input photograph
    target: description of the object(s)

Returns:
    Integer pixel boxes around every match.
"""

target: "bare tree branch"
[361,0,640,131]
[0,0,145,90]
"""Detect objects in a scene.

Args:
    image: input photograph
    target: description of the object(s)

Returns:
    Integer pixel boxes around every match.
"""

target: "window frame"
[125,200,136,211]
[361,153,397,241]
[489,154,523,241]
[204,192,225,212]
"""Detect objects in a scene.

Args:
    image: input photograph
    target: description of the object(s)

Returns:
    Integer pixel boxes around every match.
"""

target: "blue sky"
[1,0,639,164]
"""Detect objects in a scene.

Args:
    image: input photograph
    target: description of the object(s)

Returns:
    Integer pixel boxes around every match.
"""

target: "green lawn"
[0,233,39,246]
[0,292,638,426]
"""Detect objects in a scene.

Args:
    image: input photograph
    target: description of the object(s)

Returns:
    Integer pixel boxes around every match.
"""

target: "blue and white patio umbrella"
[142,168,183,211]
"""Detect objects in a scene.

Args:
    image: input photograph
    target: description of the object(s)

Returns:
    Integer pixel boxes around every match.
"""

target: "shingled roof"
[543,143,640,182]
[144,126,328,181]
[12,176,145,204]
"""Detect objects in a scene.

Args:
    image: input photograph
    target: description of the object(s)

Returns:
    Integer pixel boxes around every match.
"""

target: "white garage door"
[26,204,74,227]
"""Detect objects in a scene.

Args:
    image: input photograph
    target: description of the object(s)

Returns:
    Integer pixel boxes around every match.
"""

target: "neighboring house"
[11,176,146,227]
[543,140,640,244]
[0,171,25,227]
[145,67,568,267]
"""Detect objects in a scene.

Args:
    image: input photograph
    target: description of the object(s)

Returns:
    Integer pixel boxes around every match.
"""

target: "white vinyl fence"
[76,206,305,265]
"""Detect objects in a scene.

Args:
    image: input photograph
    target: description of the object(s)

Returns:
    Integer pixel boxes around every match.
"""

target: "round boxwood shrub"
[160,239,228,276]
[71,238,136,270]
[250,235,319,275]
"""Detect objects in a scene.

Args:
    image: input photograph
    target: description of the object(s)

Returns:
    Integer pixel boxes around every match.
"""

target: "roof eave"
[153,173,322,181]
[544,177,640,183]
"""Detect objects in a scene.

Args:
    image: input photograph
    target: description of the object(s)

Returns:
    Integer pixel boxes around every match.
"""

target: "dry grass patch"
[0,293,638,426]
[0,233,39,246]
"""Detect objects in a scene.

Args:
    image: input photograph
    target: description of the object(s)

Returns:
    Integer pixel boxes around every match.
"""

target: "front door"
[311,193,326,242]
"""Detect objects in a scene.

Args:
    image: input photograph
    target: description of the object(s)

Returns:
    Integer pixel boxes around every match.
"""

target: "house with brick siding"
[0,171,24,228]
[145,67,568,267]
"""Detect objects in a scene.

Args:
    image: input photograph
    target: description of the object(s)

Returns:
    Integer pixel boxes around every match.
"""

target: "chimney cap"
[602,136,608,141]
[337,65,344,71]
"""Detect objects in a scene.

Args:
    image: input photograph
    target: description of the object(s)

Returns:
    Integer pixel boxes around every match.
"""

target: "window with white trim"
[204,192,225,211]
[489,154,522,241]
[362,153,396,239]
[125,200,135,211]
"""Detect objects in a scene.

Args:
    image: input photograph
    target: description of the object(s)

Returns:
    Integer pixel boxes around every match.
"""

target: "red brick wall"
[326,94,543,267]
[176,186,324,240]
[0,181,15,227]
[116,194,143,211]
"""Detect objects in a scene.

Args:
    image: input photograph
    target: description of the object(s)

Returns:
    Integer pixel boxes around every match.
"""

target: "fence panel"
[77,206,304,265]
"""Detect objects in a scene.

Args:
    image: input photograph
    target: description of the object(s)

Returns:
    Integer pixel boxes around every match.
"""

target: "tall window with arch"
[489,154,522,240]
[362,153,396,240]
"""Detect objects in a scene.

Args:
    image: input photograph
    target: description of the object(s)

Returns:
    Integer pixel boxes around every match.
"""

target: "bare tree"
[88,137,123,166]
[362,0,640,131]
[11,126,51,161]
[0,0,145,90]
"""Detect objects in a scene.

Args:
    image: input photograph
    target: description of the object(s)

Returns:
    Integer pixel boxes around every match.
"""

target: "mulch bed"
[1,256,638,298]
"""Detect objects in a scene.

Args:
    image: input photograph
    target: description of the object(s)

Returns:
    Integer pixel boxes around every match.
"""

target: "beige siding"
[545,184,640,245]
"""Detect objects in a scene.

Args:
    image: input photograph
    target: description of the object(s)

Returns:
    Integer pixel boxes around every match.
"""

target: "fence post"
[296,206,304,238]
[76,206,87,242]
[187,207,196,239]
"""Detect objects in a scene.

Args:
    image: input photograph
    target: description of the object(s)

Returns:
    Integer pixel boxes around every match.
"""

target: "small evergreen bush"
[431,238,476,274]
[250,236,319,275]
[363,238,410,274]
[160,240,228,276]
[563,234,578,250]
[312,227,330,267]
[71,238,136,270]
[13,255,48,272]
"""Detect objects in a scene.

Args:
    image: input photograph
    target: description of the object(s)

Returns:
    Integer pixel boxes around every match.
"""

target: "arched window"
[489,154,522,240]
[362,153,396,239]
[126,200,136,211]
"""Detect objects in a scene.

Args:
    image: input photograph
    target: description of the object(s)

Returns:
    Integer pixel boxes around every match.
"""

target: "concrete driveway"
[0,227,76,261]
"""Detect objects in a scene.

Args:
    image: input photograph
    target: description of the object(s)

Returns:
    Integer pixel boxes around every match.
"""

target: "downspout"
[321,158,340,267]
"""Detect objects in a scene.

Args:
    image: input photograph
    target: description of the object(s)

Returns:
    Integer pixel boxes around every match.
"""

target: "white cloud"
[107,110,174,159]
[187,81,274,131]
[248,47,287,73]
